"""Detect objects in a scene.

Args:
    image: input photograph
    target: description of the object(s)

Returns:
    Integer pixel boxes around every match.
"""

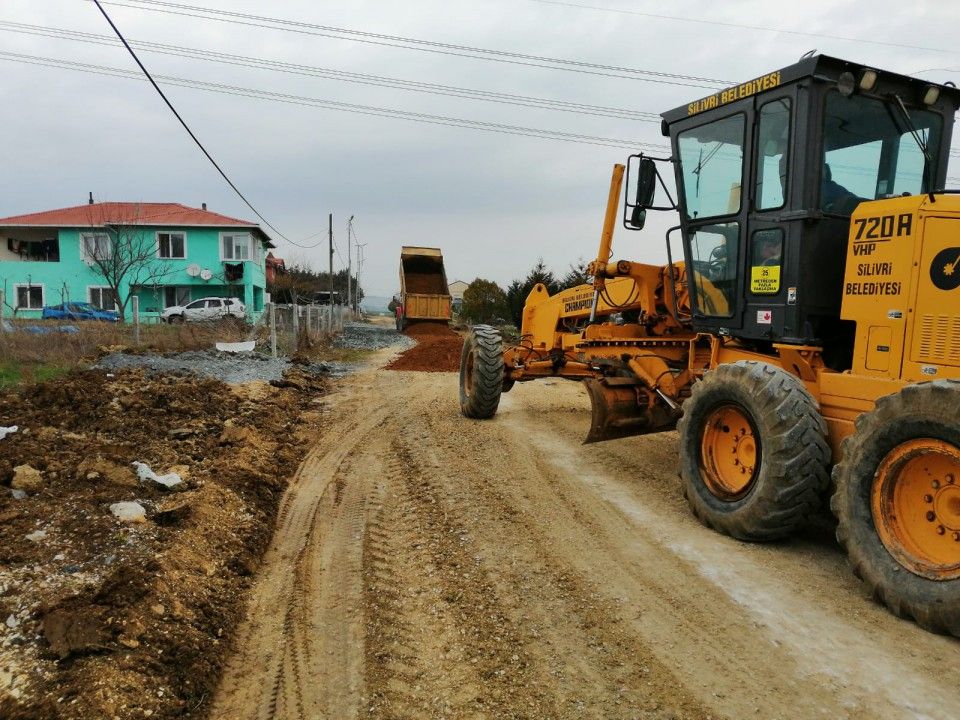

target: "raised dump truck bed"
[397,246,452,330]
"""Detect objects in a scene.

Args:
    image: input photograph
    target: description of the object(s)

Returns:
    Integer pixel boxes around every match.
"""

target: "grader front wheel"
[459,325,504,419]
[678,361,831,541]
[832,380,960,636]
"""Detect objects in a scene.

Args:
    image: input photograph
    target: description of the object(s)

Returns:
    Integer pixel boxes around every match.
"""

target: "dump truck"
[457,54,960,635]
[396,246,452,331]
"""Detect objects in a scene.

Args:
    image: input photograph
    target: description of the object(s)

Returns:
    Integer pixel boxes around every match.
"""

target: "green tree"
[461,278,509,324]
[505,259,560,328]
[560,257,591,289]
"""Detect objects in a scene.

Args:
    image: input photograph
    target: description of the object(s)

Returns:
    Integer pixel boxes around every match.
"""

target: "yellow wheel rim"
[700,405,759,501]
[872,438,960,580]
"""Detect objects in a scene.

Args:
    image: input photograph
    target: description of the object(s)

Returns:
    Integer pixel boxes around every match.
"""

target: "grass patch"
[0,362,72,388]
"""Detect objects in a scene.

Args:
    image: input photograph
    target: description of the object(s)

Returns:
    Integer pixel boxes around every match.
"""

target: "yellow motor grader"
[458,55,960,634]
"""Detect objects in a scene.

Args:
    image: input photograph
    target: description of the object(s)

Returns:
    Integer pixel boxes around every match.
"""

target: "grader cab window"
[689,223,738,317]
[750,229,783,295]
[821,93,942,214]
[755,99,790,210]
[678,114,746,219]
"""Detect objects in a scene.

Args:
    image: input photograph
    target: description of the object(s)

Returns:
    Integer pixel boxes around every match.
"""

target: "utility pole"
[347,215,353,317]
[356,242,367,313]
[328,212,334,329]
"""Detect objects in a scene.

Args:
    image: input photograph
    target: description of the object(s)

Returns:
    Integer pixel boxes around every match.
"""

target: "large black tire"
[459,325,504,419]
[678,361,831,541]
[831,380,960,636]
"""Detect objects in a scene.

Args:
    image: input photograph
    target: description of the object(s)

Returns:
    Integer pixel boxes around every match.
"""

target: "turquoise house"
[0,200,274,321]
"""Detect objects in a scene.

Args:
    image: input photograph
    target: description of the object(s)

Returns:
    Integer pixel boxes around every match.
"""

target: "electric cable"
[526,0,958,56]
[90,0,731,89]
[0,20,661,123]
[89,0,292,244]
[0,51,672,153]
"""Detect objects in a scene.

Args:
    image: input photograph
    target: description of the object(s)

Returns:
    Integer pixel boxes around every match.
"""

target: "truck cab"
[643,55,960,364]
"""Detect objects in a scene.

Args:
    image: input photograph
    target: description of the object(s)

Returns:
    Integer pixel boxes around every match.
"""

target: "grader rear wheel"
[832,380,960,636]
[459,325,504,419]
[678,361,831,541]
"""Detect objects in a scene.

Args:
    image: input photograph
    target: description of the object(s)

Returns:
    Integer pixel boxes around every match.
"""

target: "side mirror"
[636,157,657,209]
[630,206,647,230]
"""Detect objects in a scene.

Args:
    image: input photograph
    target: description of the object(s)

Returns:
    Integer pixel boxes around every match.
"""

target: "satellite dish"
[200,268,213,281]
[186,263,201,277]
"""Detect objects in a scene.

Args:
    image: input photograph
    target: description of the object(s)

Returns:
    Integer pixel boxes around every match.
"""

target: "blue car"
[41,302,120,322]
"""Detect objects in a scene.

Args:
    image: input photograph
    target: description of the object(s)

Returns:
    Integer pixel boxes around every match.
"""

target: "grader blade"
[583,379,663,443]
[584,378,681,443]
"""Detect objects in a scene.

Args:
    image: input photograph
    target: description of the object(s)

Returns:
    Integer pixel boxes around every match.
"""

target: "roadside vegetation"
[0,320,248,386]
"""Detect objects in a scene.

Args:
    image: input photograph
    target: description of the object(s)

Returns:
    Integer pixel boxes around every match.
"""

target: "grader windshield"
[822,92,942,214]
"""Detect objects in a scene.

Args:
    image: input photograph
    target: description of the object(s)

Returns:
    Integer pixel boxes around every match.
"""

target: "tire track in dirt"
[211,378,389,720]
[390,379,717,719]
[363,435,563,718]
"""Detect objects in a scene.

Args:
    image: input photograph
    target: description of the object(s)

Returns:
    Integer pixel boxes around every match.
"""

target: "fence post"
[0,289,5,324]
[132,296,140,345]
[269,303,277,358]
[292,302,300,342]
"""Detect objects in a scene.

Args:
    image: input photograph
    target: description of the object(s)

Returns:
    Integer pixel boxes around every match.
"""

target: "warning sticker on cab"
[751,265,780,294]
[757,310,773,325]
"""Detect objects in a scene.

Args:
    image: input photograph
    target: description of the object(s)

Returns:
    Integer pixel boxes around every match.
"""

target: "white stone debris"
[110,501,147,523]
[131,461,183,489]
[0,426,18,440]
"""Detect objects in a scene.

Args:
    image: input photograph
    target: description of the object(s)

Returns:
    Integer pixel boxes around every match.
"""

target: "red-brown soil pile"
[0,368,326,719]
[386,323,463,372]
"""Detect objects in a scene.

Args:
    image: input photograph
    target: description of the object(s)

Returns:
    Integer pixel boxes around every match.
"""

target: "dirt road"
[212,346,960,720]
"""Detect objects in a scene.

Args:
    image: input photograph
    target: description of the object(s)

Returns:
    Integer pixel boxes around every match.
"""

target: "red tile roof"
[0,202,275,246]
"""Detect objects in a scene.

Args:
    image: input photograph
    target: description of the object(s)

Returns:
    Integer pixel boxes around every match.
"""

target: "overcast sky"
[3,0,959,300]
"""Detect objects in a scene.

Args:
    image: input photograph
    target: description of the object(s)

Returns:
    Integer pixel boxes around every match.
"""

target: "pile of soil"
[386,323,463,372]
[0,368,327,719]
[402,272,447,294]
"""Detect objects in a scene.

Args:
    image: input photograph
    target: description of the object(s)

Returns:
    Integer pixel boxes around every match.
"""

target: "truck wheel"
[832,380,960,635]
[459,325,504,419]
[678,361,830,541]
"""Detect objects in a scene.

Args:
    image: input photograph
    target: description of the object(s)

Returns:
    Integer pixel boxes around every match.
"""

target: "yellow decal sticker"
[687,71,782,116]
[751,265,780,294]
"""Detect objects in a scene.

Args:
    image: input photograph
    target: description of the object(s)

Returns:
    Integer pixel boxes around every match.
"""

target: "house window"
[221,233,252,261]
[15,284,44,310]
[81,232,112,262]
[158,232,186,259]
[89,286,118,310]
[164,286,192,308]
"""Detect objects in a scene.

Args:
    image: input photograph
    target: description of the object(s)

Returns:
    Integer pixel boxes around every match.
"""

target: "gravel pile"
[96,350,322,385]
[94,323,412,383]
[335,322,415,351]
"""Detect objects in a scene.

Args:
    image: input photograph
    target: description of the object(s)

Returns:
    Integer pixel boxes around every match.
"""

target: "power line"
[89,0,290,243]
[0,21,660,122]
[526,0,958,56]
[92,0,731,89]
[0,50,671,153]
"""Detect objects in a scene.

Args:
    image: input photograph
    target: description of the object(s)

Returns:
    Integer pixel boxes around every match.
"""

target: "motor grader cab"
[457,54,960,635]
[632,55,954,356]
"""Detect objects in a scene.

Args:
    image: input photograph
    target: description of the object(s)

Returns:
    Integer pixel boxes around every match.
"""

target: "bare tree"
[82,204,176,322]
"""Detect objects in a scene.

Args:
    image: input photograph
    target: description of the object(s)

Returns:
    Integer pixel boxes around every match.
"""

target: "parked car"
[161,297,245,324]
[41,302,119,322]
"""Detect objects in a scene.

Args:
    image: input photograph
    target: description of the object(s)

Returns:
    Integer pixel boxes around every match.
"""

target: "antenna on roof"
[800,49,818,60]
[88,191,94,205]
